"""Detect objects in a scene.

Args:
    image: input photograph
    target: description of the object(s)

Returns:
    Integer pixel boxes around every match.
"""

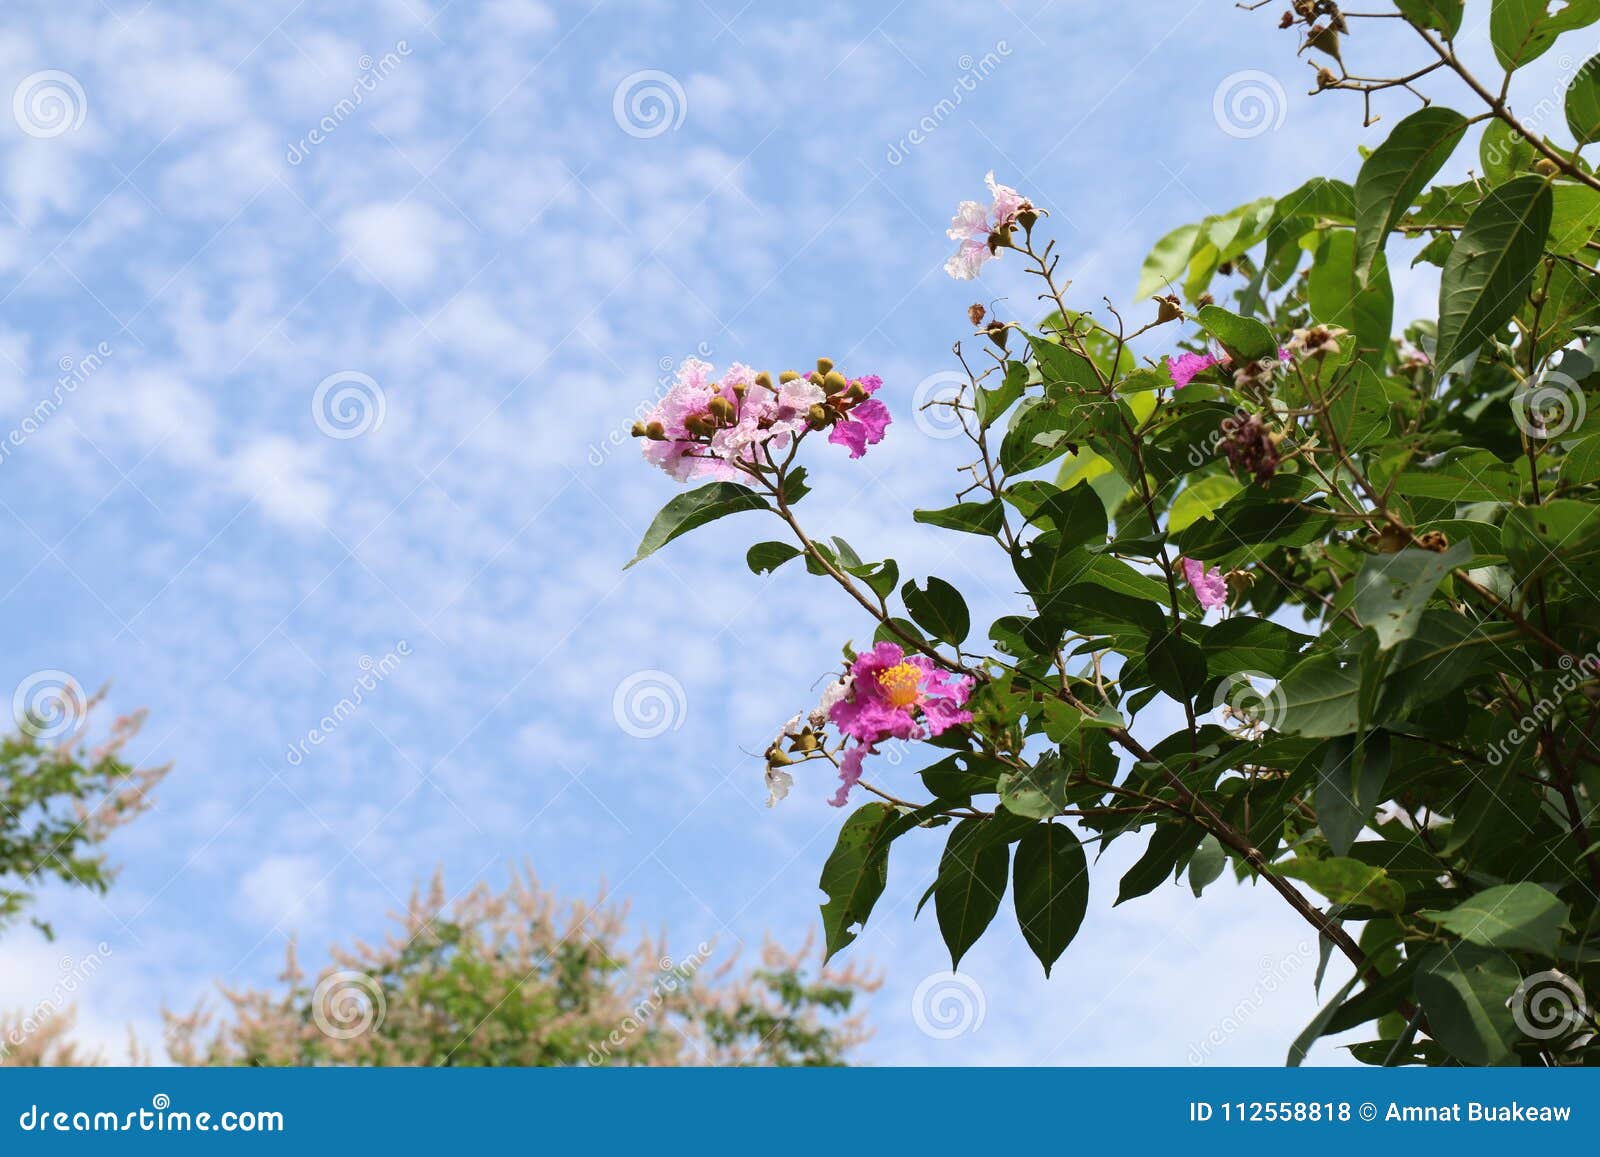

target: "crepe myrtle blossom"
[1182,557,1228,612]
[944,171,1034,280]
[827,642,975,807]
[634,358,890,480]
[1169,347,1293,391]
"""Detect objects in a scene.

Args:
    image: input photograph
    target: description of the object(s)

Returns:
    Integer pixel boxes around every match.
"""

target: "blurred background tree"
[163,869,878,1067]
[0,686,165,940]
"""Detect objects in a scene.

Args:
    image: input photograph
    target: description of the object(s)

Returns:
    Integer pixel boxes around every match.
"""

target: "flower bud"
[846,382,869,402]
[807,403,829,426]
[707,396,735,424]
[823,370,849,394]
[1534,157,1561,177]
[631,421,648,437]
[755,371,773,389]
[779,370,800,384]
[816,357,835,375]
[645,420,667,441]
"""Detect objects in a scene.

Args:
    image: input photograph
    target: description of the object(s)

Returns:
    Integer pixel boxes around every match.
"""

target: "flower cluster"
[944,171,1034,280]
[1220,411,1282,483]
[634,358,890,481]
[765,643,975,808]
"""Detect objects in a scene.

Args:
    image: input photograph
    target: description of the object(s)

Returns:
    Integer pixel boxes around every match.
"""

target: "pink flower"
[828,398,891,458]
[826,642,974,806]
[1168,352,1219,388]
[1182,557,1228,612]
[944,172,1031,281]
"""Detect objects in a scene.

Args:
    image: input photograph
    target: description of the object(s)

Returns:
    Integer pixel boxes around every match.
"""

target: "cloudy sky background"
[0,0,1577,1065]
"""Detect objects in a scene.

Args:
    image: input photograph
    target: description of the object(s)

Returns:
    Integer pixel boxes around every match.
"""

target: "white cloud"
[338,201,461,293]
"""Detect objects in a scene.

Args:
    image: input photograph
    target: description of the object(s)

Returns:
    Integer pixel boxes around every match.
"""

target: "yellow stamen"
[879,662,922,709]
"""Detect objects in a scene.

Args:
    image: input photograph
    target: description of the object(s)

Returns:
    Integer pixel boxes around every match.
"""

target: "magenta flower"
[1182,557,1228,612]
[639,360,892,479]
[944,172,1031,281]
[827,375,891,458]
[1168,352,1219,389]
[826,641,974,806]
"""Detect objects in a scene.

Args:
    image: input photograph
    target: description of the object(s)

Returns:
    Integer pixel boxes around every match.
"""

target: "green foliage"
[167,872,877,1067]
[630,2,1600,1066]
[0,702,164,939]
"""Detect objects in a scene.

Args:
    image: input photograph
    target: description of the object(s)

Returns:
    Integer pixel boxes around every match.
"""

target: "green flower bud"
[816,357,835,375]
[779,370,800,384]
[822,370,849,394]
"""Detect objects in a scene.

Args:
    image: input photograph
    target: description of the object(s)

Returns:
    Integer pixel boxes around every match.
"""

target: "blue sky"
[0,0,1547,1064]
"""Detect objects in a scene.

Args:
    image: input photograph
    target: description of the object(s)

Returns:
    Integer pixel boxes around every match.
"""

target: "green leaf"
[1420,883,1569,955]
[1288,973,1362,1067]
[902,577,970,646]
[998,751,1071,820]
[1188,834,1226,896]
[1308,229,1393,364]
[1029,336,1100,392]
[818,803,900,961]
[747,541,802,575]
[1195,304,1277,361]
[1317,731,1392,856]
[1351,542,1472,649]
[1168,474,1243,533]
[1013,823,1090,977]
[1354,107,1469,281]
[935,818,1011,968]
[1436,175,1553,372]
[1490,0,1600,73]
[1394,0,1463,37]
[977,361,1028,429]
[1116,823,1208,905]
[1568,53,1600,143]
[914,500,1004,537]
[1272,856,1405,913]
[1135,221,1201,299]
[1202,616,1313,679]
[1277,648,1364,738]
[627,482,768,567]
[1414,943,1521,1065]
[1143,627,1208,702]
